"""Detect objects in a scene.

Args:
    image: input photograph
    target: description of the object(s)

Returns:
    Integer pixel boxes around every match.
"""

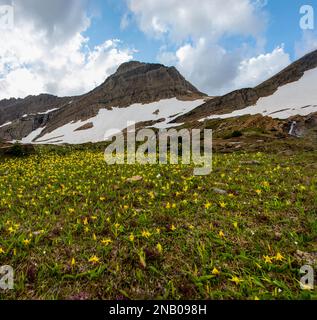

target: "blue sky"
[264,0,316,58]
[0,0,316,99]
[84,0,316,62]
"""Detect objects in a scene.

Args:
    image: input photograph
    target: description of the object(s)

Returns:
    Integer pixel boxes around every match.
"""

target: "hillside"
[0,62,206,142]
[174,50,317,123]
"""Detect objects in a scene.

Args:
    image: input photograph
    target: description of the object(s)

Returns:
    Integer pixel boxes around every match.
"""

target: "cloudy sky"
[0,0,316,100]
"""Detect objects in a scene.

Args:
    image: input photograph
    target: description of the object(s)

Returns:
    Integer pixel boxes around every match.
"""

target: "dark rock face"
[93,62,205,108]
[0,61,206,141]
[0,105,72,141]
[174,88,259,123]
[175,49,317,123]
[0,94,73,140]
[0,94,72,125]
[283,112,317,138]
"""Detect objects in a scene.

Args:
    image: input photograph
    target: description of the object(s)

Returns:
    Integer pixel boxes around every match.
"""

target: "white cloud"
[295,31,317,58]
[56,40,134,97]
[0,0,134,99]
[0,68,45,98]
[126,0,266,42]
[163,38,241,95]
[127,0,291,95]
[234,46,291,89]
[158,41,290,95]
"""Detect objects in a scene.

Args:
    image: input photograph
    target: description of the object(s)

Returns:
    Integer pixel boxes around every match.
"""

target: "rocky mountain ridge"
[1,50,317,144]
[0,62,206,141]
[174,49,317,123]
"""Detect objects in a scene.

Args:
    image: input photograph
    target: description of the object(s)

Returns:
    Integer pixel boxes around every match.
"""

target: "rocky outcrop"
[0,108,64,141]
[283,112,317,138]
[0,94,73,140]
[0,94,73,125]
[74,123,94,131]
[99,61,205,107]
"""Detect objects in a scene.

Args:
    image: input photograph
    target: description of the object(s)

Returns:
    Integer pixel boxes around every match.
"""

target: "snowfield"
[37,108,60,115]
[200,67,317,121]
[21,127,46,144]
[23,98,205,144]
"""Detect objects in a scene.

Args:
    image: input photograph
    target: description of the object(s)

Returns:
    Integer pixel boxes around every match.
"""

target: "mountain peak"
[92,60,206,107]
[114,61,180,79]
[116,61,146,74]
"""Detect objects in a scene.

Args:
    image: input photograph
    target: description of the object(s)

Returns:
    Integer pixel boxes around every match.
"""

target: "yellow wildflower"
[141,230,152,238]
[212,268,220,276]
[88,255,100,264]
[204,202,212,209]
[8,226,15,234]
[263,255,273,264]
[101,238,112,245]
[23,239,31,246]
[156,243,163,254]
[275,252,285,261]
[230,276,243,285]
[219,201,226,208]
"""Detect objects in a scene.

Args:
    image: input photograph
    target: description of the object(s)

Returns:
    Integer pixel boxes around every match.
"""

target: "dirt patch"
[75,123,94,131]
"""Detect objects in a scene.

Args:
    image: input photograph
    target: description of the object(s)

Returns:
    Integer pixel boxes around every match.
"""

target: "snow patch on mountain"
[38,108,60,115]
[21,127,46,144]
[22,98,204,145]
[0,121,12,128]
[200,67,317,121]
